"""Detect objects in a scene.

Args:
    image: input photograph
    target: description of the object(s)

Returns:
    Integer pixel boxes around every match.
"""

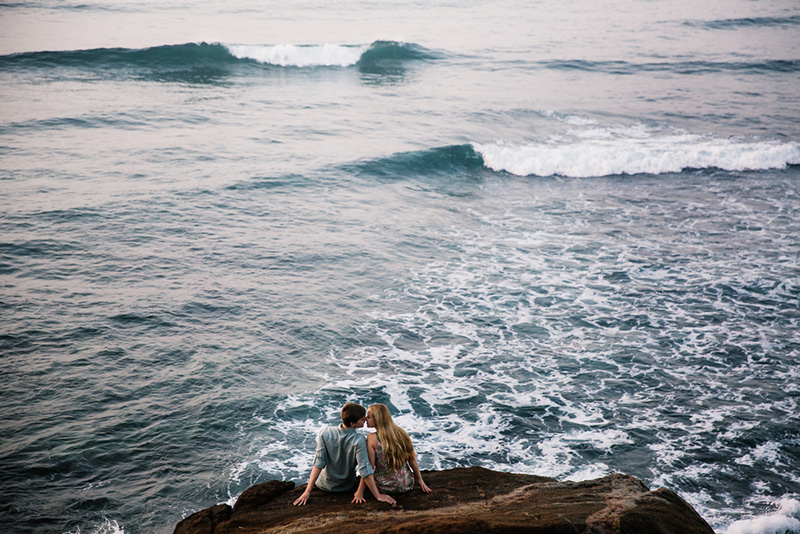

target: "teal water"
[1,1,799,533]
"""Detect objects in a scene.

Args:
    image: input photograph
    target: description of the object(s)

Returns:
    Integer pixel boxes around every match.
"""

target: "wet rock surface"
[174,466,715,534]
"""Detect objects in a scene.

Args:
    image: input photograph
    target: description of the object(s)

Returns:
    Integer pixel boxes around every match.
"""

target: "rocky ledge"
[174,466,715,534]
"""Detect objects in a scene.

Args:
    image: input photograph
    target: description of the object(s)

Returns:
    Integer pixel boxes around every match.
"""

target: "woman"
[353,404,431,502]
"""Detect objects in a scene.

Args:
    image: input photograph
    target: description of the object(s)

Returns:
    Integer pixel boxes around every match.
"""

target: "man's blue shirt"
[313,425,374,492]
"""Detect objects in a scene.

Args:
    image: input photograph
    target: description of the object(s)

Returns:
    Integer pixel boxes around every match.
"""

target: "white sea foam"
[223,43,367,67]
[384,380,414,412]
[473,134,800,177]
[562,429,634,451]
[565,463,612,481]
[726,497,800,534]
[65,518,125,534]
[736,441,784,467]
[228,176,799,534]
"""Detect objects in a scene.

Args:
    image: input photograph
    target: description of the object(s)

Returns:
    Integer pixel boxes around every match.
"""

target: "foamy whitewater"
[474,133,800,178]
[1,1,798,534]
[224,43,367,67]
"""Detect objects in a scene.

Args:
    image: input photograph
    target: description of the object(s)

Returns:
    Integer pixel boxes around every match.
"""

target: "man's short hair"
[341,403,366,427]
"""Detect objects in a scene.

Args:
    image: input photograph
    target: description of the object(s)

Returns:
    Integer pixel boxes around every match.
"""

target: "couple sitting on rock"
[292,402,432,506]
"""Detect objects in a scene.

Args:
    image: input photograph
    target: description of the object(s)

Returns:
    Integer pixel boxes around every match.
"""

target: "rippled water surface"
[1,1,799,533]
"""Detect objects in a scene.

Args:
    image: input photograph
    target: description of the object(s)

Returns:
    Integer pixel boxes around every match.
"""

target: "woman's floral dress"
[373,438,414,493]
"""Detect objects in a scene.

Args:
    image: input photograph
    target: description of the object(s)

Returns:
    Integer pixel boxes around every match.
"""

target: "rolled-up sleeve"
[313,430,328,469]
[355,437,374,478]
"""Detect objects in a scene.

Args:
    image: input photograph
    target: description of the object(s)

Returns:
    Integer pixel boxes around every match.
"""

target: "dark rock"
[233,480,296,514]
[173,466,715,534]
[173,504,231,534]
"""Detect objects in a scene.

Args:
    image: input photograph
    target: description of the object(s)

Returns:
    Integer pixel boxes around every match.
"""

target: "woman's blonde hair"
[369,404,415,472]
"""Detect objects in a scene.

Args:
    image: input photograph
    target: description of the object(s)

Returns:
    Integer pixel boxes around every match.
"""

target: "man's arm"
[293,466,322,506]
[352,477,368,504]
[294,429,329,506]
[352,434,377,504]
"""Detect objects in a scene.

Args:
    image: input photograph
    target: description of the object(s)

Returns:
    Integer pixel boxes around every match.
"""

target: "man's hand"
[376,493,396,505]
[293,491,312,506]
[351,491,366,504]
[294,467,322,506]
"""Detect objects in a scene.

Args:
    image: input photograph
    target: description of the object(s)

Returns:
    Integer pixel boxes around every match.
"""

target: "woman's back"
[362,403,432,496]
[373,435,414,493]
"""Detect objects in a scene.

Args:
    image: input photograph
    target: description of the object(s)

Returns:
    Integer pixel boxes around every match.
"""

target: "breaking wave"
[226,40,436,67]
[0,40,437,70]
[725,497,800,534]
[347,131,799,181]
[473,133,800,178]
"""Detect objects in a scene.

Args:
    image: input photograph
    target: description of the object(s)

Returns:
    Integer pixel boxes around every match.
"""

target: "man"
[292,402,396,506]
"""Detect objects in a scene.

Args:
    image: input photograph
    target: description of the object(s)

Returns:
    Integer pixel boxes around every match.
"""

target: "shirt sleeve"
[312,429,328,469]
[355,435,374,478]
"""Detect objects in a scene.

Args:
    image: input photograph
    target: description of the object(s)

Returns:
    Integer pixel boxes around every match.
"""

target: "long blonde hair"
[369,404,415,472]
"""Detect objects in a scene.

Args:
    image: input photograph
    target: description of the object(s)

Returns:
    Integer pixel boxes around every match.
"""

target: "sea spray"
[726,498,800,534]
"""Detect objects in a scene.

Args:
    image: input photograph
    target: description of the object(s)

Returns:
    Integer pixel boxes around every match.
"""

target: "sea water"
[1,1,799,533]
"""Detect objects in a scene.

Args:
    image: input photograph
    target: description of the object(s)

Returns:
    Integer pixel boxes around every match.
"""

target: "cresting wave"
[348,134,800,179]
[473,135,800,177]
[0,40,436,70]
[226,40,436,67]
[344,145,485,179]
[225,43,365,68]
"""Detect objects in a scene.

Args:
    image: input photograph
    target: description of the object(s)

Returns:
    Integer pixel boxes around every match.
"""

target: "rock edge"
[174,466,715,534]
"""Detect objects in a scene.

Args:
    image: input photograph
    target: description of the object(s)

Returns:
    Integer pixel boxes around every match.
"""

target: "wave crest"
[359,41,439,64]
[345,145,485,179]
[0,40,436,71]
[473,135,800,178]
[224,40,436,68]
[224,43,366,67]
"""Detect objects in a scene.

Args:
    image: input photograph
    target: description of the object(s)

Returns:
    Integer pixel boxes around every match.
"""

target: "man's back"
[313,425,373,492]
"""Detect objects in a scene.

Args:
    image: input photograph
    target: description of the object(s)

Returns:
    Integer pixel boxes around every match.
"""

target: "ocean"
[1,1,799,533]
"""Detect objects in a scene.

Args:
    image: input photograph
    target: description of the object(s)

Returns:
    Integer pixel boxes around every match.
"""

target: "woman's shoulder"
[367,432,379,445]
